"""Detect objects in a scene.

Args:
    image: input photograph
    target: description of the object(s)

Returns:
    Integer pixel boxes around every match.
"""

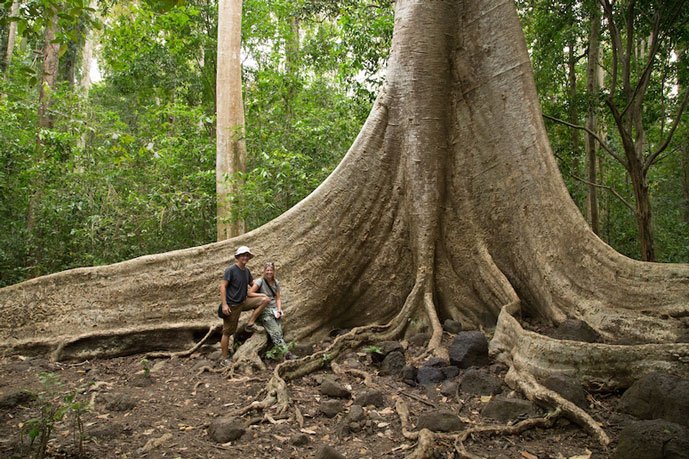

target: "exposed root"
[224,331,268,377]
[145,323,221,359]
[419,291,448,361]
[505,366,610,446]
[231,277,434,418]
[331,362,375,387]
[406,428,436,459]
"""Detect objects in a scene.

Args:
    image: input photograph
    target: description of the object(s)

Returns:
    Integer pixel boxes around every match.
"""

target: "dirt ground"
[0,333,622,459]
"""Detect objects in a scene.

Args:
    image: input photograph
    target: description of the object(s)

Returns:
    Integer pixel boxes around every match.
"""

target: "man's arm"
[220,279,231,316]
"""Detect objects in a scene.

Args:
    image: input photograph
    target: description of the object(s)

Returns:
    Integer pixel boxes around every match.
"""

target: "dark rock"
[416,410,465,432]
[612,419,689,459]
[319,378,351,399]
[459,368,503,396]
[130,373,153,387]
[381,351,407,376]
[0,390,36,409]
[482,397,538,423]
[619,372,689,427]
[354,389,386,408]
[408,333,430,347]
[293,343,314,357]
[424,357,450,367]
[378,340,405,356]
[443,319,463,334]
[320,399,345,418]
[402,365,418,386]
[448,331,490,368]
[541,375,588,409]
[347,404,365,422]
[208,416,246,443]
[317,445,346,459]
[103,394,137,412]
[441,366,460,379]
[290,433,309,446]
[416,366,445,385]
[440,381,458,397]
[552,319,602,343]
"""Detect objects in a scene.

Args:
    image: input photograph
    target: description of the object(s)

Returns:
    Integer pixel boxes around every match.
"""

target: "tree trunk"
[3,0,20,72]
[215,0,246,240]
[682,144,689,261]
[79,0,98,94]
[1,1,688,388]
[585,2,601,235]
[38,9,60,130]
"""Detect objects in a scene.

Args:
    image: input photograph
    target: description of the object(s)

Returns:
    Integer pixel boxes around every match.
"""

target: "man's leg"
[221,307,241,358]
[241,296,270,327]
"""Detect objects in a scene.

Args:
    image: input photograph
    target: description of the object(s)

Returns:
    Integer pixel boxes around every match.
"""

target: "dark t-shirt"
[223,264,253,306]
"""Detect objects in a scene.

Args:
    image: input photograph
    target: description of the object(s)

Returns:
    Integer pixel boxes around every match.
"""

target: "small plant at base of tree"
[19,372,89,459]
[265,342,295,361]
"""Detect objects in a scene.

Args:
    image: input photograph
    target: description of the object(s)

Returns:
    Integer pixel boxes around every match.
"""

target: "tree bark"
[1,1,688,388]
[215,0,246,240]
[3,0,20,72]
[585,2,601,235]
[38,8,60,130]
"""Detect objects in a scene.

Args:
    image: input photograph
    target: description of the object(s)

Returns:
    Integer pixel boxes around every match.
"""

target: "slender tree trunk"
[567,42,583,206]
[284,15,300,121]
[216,0,246,240]
[681,144,689,261]
[585,2,601,234]
[3,0,20,72]
[38,9,60,130]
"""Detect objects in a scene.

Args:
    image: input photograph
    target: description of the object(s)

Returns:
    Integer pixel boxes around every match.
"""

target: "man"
[219,246,270,364]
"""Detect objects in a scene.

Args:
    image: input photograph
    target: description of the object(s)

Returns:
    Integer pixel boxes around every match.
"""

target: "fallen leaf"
[480,395,492,403]
[569,450,592,459]
[300,428,317,435]
[520,451,538,459]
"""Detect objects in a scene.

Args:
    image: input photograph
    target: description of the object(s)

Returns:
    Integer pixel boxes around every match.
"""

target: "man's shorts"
[222,296,266,336]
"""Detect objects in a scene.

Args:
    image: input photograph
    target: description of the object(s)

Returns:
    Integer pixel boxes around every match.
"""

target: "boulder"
[381,351,407,376]
[443,319,463,334]
[320,399,345,418]
[354,389,386,408]
[448,331,490,368]
[417,410,465,432]
[618,372,689,427]
[612,419,689,459]
[319,378,351,399]
[459,368,503,396]
[482,397,538,423]
[416,366,445,385]
[541,375,588,409]
[208,416,246,443]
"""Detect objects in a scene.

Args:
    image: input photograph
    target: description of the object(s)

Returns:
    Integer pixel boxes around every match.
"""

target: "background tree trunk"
[38,9,60,130]
[215,0,246,240]
[3,0,20,72]
[1,0,687,386]
[585,2,601,234]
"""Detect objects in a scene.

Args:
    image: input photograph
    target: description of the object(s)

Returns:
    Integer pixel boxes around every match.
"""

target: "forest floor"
[0,332,623,459]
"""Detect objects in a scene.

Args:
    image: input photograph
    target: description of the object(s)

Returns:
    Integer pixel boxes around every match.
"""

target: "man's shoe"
[219,358,232,367]
[284,352,297,361]
[244,323,258,333]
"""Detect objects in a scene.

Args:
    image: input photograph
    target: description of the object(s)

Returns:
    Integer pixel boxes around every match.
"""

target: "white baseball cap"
[234,246,255,259]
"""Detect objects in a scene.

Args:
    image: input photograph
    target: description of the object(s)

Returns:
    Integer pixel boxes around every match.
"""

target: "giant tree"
[1,0,688,448]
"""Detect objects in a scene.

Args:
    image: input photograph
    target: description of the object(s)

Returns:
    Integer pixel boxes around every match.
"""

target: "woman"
[249,262,295,360]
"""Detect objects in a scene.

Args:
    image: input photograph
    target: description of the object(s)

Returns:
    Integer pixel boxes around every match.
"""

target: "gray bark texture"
[1,0,688,386]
